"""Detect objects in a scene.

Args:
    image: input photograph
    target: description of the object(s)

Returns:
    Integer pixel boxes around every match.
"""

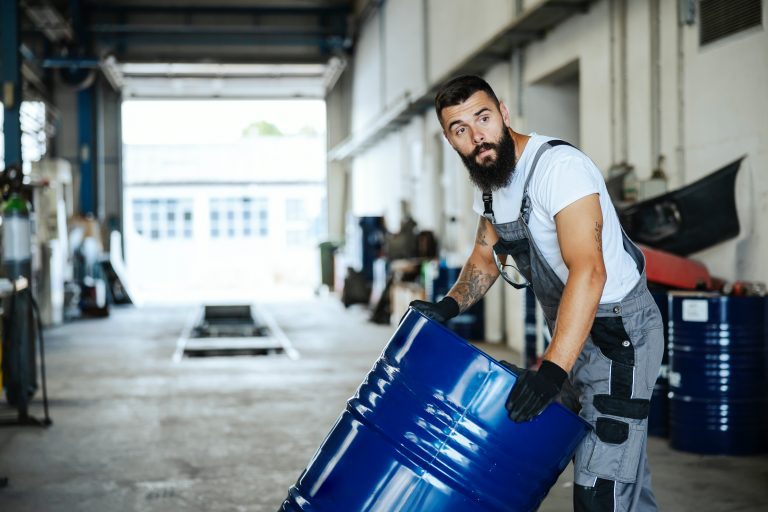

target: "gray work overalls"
[483,140,664,511]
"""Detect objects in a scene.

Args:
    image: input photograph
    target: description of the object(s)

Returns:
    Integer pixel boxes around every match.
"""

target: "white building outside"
[123,136,326,304]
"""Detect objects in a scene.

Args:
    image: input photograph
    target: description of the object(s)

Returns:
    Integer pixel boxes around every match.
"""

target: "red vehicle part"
[641,245,712,290]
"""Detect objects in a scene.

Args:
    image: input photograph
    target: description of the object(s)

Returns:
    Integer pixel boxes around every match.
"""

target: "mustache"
[472,142,497,158]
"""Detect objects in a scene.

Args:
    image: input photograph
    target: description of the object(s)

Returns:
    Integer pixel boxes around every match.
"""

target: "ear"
[500,102,511,127]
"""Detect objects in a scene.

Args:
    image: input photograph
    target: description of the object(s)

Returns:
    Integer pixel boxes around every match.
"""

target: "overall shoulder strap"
[482,139,574,224]
[482,190,496,223]
[519,139,573,222]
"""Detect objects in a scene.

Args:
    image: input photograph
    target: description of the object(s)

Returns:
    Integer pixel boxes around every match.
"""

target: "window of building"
[132,198,193,240]
[286,198,306,222]
[257,203,268,237]
[700,0,762,46]
[183,209,193,239]
[209,197,268,238]
[133,200,145,235]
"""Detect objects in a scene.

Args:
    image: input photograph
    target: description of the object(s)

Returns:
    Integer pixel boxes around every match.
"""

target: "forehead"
[440,91,498,128]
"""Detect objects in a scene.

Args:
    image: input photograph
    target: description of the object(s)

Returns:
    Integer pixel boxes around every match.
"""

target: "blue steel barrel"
[668,292,768,455]
[647,291,670,437]
[281,309,591,511]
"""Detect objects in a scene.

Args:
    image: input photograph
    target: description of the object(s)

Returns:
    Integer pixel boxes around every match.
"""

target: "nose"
[472,129,485,145]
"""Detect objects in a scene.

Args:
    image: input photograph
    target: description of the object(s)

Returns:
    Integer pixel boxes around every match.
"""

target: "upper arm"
[554,194,606,274]
[473,216,498,264]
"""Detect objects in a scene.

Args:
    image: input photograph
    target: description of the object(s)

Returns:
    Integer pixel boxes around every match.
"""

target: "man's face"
[440,91,517,191]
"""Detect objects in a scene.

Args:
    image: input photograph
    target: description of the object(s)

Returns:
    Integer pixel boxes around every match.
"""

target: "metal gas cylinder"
[1,189,36,409]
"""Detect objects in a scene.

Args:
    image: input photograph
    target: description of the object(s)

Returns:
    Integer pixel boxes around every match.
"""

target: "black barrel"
[648,291,670,437]
[668,292,767,454]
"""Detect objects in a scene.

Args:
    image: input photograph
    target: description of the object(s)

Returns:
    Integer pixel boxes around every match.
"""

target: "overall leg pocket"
[586,417,646,483]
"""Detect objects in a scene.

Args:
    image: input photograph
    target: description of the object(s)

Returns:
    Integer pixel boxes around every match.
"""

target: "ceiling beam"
[88,4,351,17]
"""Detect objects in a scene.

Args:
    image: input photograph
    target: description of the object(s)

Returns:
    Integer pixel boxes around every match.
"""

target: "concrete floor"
[0,297,766,511]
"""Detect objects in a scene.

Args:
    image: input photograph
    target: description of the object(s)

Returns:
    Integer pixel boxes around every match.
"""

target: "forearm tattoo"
[451,262,497,313]
[475,217,490,247]
[595,221,603,252]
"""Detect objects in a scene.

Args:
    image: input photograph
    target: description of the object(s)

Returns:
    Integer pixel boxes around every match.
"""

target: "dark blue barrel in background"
[359,216,386,281]
[281,310,591,511]
[668,292,768,455]
[524,287,538,369]
[648,290,670,437]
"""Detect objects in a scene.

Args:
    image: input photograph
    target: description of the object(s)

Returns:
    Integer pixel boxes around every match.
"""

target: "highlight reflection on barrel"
[280,309,591,512]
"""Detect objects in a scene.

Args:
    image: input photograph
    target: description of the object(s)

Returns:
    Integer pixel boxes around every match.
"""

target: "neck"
[509,129,530,161]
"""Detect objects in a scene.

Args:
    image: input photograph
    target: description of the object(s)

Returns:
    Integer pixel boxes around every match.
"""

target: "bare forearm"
[544,267,606,372]
[446,254,499,313]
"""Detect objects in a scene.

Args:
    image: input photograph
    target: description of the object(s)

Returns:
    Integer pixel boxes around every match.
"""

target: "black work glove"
[504,360,568,423]
[408,296,460,324]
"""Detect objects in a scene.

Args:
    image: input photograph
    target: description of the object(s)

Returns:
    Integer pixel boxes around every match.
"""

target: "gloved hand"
[505,360,568,423]
[408,296,460,324]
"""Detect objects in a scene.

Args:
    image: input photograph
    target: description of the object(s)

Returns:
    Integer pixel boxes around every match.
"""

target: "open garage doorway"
[526,60,580,147]
[121,100,327,304]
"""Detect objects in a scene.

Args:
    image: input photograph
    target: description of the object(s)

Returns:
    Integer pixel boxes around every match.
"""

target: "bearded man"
[410,75,663,512]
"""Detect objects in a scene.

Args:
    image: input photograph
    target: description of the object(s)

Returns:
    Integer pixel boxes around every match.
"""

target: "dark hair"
[434,75,500,123]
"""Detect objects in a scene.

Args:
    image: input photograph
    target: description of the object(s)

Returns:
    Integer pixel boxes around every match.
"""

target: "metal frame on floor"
[173,303,299,362]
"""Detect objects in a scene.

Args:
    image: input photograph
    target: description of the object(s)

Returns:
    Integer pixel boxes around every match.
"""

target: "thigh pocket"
[590,317,634,365]
[586,418,646,483]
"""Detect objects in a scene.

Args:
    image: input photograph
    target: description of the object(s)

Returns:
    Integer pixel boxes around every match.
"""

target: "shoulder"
[532,144,601,186]
[529,145,603,217]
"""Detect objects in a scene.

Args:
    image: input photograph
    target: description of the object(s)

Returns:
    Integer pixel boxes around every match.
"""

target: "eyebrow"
[447,107,492,131]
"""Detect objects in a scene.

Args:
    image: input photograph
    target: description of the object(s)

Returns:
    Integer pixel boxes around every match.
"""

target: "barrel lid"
[668,291,720,298]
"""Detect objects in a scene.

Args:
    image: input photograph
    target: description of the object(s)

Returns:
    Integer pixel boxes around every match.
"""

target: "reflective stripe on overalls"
[484,140,663,512]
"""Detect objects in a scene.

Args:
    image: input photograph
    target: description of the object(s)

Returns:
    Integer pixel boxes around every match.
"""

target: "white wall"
[383,0,428,107]
[524,0,612,170]
[335,0,768,350]
[351,12,383,133]
[681,5,768,283]
[426,0,514,83]
[526,70,580,146]
[625,0,653,178]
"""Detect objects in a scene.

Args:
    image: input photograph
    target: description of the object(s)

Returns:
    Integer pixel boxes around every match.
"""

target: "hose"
[29,293,52,426]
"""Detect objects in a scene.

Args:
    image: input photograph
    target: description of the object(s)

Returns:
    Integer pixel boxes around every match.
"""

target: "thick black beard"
[459,127,517,192]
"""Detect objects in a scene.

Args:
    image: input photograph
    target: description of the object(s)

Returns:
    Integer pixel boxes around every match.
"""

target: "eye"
[480,116,489,123]
[455,127,465,136]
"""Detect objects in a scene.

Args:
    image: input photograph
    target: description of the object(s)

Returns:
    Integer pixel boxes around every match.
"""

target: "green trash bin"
[318,241,340,290]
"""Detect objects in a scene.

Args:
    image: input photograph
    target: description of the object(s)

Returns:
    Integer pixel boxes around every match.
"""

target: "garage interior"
[1,1,767,511]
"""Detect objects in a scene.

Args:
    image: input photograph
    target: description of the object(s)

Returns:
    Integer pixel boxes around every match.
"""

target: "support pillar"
[78,87,95,214]
[1,0,22,168]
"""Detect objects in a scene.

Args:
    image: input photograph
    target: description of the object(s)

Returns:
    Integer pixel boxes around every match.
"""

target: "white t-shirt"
[471,133,640,303]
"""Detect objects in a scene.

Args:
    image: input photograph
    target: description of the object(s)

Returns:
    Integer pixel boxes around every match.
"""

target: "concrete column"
[97,78,124,238]
[325,61,353,241]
